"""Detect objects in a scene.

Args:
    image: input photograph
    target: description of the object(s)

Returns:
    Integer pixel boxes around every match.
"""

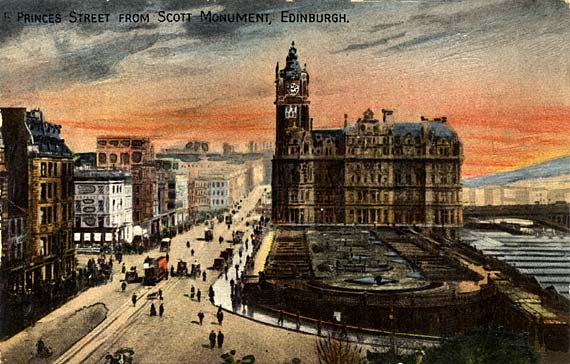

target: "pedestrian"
[121,263,126,273]
[217,331,225,348]
[190,286,195,300]
[209,330,217,349]
[170,265,175,277]
[198,311,205,325]
[217,310,224,326]
[166,253,169,262]
[186,241,190,248]
[191,249,195,256]
[202,271,207,282]
[197,289,201,302]
[159,303,164,317]
[150,303,157,316]
[209,285,215,303]
[131,293,137,307]
[158,288,163,300]
[230,279,235,288]
[121,281,127,292]
[277,310,284,326]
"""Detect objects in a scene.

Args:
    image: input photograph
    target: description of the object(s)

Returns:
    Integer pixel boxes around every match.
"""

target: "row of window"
[40,182,73,200]
[9,217,25,237]
[287,144,456,157]
[434,209,460,225]
[39,203,73,225]
[98,152,143,165]
[38,232,72,257]
[212,199,226,206]
[97,139,144,147]
[40,161,73,177]
[349,208,392,224]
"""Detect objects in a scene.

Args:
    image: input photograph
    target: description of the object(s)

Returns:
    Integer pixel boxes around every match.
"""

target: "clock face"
[287,83,299,95]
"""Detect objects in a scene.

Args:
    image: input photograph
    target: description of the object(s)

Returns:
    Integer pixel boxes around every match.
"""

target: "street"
[0,186,320,364]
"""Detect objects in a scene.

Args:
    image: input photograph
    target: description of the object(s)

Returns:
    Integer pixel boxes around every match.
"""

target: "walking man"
[131,293,137,307]
[159,303,164,317]
[198,311,205,325]
[202,271,207,282]
[217,310,224,326]
[209,285,215,303]
[209,330,217,349]
[191,249,195,256]
[217,331,225,348]
[197,289,201,302]
[158,288,163,300]
[277,310,284,327]
[150,303,157,316]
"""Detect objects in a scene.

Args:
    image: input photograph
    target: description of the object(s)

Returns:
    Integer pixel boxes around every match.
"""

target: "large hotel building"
[272,43,463,237]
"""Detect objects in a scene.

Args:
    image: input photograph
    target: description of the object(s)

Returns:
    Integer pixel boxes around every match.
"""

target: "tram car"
[143,256,169,285]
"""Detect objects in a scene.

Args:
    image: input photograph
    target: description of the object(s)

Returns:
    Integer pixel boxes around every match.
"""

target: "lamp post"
[320,208,324,224]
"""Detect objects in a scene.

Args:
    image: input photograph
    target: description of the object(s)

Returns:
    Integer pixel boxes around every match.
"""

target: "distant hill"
[463,156,570,188]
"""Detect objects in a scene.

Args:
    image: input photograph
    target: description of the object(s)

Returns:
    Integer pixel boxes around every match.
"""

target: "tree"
[423,329,539,364]
[316,334,365,364]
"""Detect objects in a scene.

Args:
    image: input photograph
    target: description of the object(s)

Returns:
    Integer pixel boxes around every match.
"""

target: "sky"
[0,0,569,177]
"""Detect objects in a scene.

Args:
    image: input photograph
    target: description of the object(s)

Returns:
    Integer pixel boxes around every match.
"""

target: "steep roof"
[427,121,456,139]
[392,122,423,137]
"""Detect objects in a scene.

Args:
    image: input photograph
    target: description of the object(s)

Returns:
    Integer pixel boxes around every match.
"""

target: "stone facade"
[272,44,463,237]
[0,108,75,291]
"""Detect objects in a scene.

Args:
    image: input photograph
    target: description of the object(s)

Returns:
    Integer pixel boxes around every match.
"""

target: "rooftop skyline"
[0,0,568,177]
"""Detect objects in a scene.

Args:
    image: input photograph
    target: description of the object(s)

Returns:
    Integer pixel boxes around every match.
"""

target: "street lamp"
[320,208,324,224]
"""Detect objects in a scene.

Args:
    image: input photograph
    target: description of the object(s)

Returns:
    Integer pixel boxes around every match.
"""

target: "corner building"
[0,108,75,291]
[272,44,463,237]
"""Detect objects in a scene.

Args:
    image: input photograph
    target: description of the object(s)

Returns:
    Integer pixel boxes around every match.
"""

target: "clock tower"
[275,41,310,156]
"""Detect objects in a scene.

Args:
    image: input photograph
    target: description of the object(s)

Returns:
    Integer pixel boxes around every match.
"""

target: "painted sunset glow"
[0,0,568,177]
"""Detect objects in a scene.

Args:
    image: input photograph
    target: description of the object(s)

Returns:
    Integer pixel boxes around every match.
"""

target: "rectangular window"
[76,200,81,212]
[48,162,53,176]
[40,207,46,225]
[98,200,104,212]
[40,183,47,200]
[39,238,46,256]
[41,162,47,177]
[54,163,58,176]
